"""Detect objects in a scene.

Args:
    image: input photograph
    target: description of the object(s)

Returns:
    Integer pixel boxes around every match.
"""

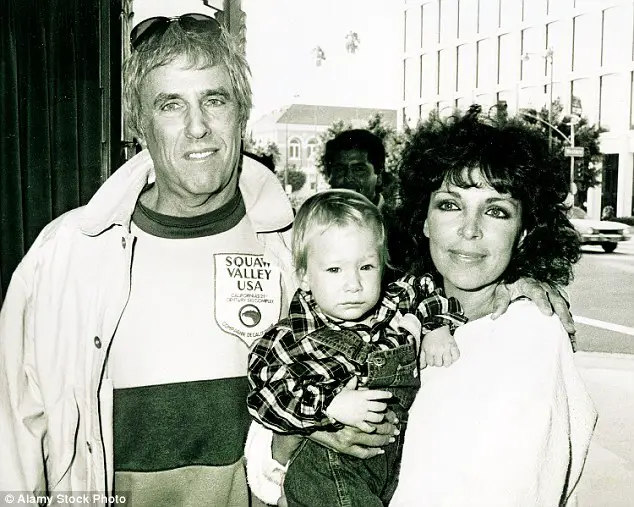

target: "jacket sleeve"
[0,257,47,493]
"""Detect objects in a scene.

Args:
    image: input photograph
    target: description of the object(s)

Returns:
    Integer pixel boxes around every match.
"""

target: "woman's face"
[423,170,525,303]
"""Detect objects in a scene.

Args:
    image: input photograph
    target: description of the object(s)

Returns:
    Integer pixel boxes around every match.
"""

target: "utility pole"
[521,47,554,152]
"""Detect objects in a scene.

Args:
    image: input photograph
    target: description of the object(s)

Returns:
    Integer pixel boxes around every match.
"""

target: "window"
[405,7,421,52]
[520,28,540,81]
[306,138,318,161]
[572,78,598,123]
[518,85,543,109]
[420,103,436,122]
[437,100,454,118]
[602,6,631,68]
[630,72,634,129]
[405,57,420,101]
[498,33,518,87]
[458,0,477,39]
[439,0,458,44]
[478,0,499,33]
[476,38,495,89]
[421,3,436,50]
[547,0,573,17]
[500,0,521,28]
[421,53,436,101]
[438,48,456,95]
[546,22,567,78]
[474,92,495,110]
[457,44,476,93]
[599,74,623,131]
[288,138,301,160]
[573,14,601,74]
[523,0,547,24]
[456,96,472,112]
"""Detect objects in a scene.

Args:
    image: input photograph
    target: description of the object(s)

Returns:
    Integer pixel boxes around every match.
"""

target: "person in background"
[601,205,615,220]
[322,129,387,208]
[247,189,465,506]
[390,106,597,506]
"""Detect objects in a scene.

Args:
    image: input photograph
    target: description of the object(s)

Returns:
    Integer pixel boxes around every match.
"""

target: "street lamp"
[521,47,554,151]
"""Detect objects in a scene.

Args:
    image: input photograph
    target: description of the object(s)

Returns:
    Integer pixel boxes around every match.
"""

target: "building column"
[617,148,634,216]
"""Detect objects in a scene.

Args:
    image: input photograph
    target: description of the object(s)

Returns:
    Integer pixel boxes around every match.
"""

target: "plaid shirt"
[247,274,466,434]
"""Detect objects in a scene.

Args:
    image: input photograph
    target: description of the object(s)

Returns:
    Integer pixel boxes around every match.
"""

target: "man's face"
[137,56,243,216]
[327,149,380,202]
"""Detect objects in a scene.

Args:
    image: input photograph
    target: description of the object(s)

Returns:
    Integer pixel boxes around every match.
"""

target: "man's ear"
[375,173,383,192]
[423,219,430,238]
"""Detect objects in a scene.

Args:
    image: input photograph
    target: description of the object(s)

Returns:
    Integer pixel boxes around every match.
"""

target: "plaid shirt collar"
[284,288,402,343]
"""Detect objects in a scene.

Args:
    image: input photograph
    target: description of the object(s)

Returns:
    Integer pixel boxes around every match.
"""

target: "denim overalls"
[284,327,421,507]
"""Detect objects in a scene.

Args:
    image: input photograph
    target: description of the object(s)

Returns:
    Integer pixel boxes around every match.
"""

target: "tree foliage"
[243,132,281,169]
[519,99,605,206]
[279,164,307,193]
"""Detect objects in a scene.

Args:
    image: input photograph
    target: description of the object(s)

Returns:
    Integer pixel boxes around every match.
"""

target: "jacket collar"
[79,150,294,236]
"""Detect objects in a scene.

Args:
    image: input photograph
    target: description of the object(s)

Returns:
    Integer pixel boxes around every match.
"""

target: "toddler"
[247,189,466,506]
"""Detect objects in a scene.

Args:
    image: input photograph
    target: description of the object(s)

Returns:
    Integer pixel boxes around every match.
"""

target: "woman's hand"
[493,279,575,335]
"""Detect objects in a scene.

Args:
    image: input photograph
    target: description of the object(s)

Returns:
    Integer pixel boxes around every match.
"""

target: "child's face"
[300,224,383,323]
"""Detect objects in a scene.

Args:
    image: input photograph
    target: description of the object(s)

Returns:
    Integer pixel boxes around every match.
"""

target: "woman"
[244,106,594,507]
[389,106,597,506]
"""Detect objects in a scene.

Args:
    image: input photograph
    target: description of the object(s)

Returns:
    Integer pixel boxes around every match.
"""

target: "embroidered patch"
[214,254,283,346]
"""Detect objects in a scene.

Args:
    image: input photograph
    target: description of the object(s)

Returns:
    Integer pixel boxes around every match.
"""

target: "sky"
[132,0,402,123]
[242,0,402,122]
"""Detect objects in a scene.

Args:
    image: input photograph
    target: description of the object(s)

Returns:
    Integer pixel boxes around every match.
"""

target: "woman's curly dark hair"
[392,105,581,287]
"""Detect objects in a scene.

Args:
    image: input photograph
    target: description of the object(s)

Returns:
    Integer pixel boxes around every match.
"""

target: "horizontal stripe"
[114,377,250,472]
[115,462,249,507]
[575,316,634,337]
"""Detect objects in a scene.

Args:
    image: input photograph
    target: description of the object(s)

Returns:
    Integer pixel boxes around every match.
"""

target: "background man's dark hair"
[322,129,386,178]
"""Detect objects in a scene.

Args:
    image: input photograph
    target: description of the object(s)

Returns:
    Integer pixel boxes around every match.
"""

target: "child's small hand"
[421,326,460,367]
[326,377,392,433]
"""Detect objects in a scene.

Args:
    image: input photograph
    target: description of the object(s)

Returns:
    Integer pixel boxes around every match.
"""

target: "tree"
[243,133,282,170]
[279,164,306,193]
[519,99,605,206]
[345,31,360,54]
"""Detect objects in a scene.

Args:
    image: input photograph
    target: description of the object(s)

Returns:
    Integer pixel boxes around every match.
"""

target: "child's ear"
[298,270,310,292]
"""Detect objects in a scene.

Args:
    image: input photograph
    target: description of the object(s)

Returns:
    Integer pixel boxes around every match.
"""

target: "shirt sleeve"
[387,274,468,334]
[247,326,352,435]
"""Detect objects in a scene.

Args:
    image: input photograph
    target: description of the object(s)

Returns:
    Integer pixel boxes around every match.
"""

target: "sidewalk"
[574,352,634,507]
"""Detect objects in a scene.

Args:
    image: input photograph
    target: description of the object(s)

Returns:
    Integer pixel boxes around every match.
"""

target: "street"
[567,239,634,506]
[568,239,634,355]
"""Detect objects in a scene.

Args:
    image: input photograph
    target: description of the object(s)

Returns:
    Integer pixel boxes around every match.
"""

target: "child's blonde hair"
[292,189,388,279]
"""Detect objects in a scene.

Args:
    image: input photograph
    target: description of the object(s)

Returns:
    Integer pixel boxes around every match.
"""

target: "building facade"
[249,104,397,198]
[400,0,634,218]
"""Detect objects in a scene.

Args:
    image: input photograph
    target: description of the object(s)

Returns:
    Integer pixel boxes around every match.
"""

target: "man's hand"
[422,326,460,367]
[492,278,575,335]
[326,377,392,433]
[309,409,399,459]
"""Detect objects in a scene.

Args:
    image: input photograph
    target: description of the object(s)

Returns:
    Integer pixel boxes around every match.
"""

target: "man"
[0,15,399,507]
[322,129,387,208]
[0,14,574,507]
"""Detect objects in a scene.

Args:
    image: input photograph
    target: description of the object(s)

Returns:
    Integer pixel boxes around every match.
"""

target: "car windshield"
[569,206,589,219]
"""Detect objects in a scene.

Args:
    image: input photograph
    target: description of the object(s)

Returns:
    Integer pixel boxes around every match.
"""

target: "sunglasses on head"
[130,13,222,50]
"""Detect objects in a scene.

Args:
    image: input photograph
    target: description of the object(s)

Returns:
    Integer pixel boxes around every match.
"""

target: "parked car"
[569,206,631,252]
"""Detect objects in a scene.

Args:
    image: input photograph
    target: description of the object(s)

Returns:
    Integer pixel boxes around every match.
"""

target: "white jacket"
[0,151,295,504]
